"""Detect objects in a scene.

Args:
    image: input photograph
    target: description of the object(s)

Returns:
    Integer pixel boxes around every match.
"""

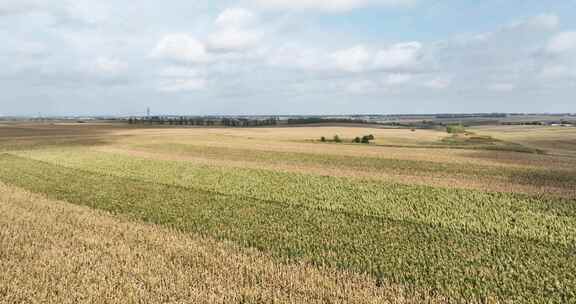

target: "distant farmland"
[1,122,575,303]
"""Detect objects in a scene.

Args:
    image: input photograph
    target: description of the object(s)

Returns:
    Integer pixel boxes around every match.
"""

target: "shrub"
[361,135,374,144]
[446,125,466,134]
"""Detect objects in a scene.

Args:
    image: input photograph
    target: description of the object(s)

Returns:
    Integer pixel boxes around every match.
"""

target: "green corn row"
[0,153,575,302]
[14,149,576,245]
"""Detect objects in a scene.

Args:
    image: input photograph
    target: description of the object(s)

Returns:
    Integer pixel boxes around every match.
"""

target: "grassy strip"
[14,149,576,245]
[133,143,576,189]
[0,154,574,302]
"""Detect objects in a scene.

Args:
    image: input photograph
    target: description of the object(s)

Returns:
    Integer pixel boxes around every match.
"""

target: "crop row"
[0,154,574,302]
[14,148,576,245]
[133,143,576,190]
[0,182,448,303]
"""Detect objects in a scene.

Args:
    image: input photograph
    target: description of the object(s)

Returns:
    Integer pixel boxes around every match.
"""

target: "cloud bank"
[1,0,575,115]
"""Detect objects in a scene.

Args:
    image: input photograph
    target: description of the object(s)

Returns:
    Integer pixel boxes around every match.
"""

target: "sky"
[1,0,576,116]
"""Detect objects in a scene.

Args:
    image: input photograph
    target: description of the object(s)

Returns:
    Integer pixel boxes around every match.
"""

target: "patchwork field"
[1,122,575,303]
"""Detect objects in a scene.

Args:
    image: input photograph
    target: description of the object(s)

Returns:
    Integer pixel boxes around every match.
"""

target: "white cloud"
[208,28,262,52]
[540,65,576,79]
[344,80,379,94]
[151,34,210,64]
[385,73,412,85]
[428,14,570,94]
[150,8,264,93]
[2,40,47,57]
[329,42,424,73]
[215,8,257,28]
[2,5,574,114]
[0,0,50,16]
[252,0,415,12]
[266,44,324,70]
[0,0,104,26]
[92,57,126,74]
[451,14,560,49]
[330,45,372,72]
[208,8,263,52]
[158,78,206,92]
[65,1,112,25]
[536,31,576,81]
[546,32,576,54]
[70,56,132,86]
[423,77,451,89]
[487,83,516,92]
[158,66,201,78]
[156,66,207,92]
[373,41,423,71]
[516,13,560,31]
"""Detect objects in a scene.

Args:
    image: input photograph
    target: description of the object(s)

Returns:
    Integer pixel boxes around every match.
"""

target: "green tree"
[361,135,374,144]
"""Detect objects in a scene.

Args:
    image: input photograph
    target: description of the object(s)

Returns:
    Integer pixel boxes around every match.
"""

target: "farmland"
[1,122,575,303]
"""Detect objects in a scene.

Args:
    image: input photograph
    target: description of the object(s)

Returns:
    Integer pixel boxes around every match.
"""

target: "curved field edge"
[106,142,576,198]
[11,150,576,245]
[94,145,576,199]
[131,143,576,188]
[0,155,574,302]
[0,183,449,304]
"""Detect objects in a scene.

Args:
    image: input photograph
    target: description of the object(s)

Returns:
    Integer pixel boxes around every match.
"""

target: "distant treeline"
[502,120,574,126]
[435,113,508,119]
[501,121,546,126]
[128,116,279,127]
[127,117,454,129]
[286,118,369,124]
[127,115,574,128]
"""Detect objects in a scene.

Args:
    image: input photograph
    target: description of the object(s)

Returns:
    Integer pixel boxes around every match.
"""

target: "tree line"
[127,117,279,127]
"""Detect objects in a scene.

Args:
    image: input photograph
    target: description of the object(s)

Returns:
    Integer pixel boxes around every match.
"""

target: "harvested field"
[471,125,576,157]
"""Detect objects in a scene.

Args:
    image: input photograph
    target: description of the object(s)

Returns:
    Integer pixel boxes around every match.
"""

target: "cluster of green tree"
[320,134,374,144]
[127,117,279,127]
[320,135,342,143]
[353,134,375,144]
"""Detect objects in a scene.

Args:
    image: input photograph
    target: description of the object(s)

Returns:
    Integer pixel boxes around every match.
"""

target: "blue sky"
[317,1,576,40]
[1,0,576,116]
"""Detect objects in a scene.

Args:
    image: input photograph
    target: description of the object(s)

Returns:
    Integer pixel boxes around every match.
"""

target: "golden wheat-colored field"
[1,122,575,303]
